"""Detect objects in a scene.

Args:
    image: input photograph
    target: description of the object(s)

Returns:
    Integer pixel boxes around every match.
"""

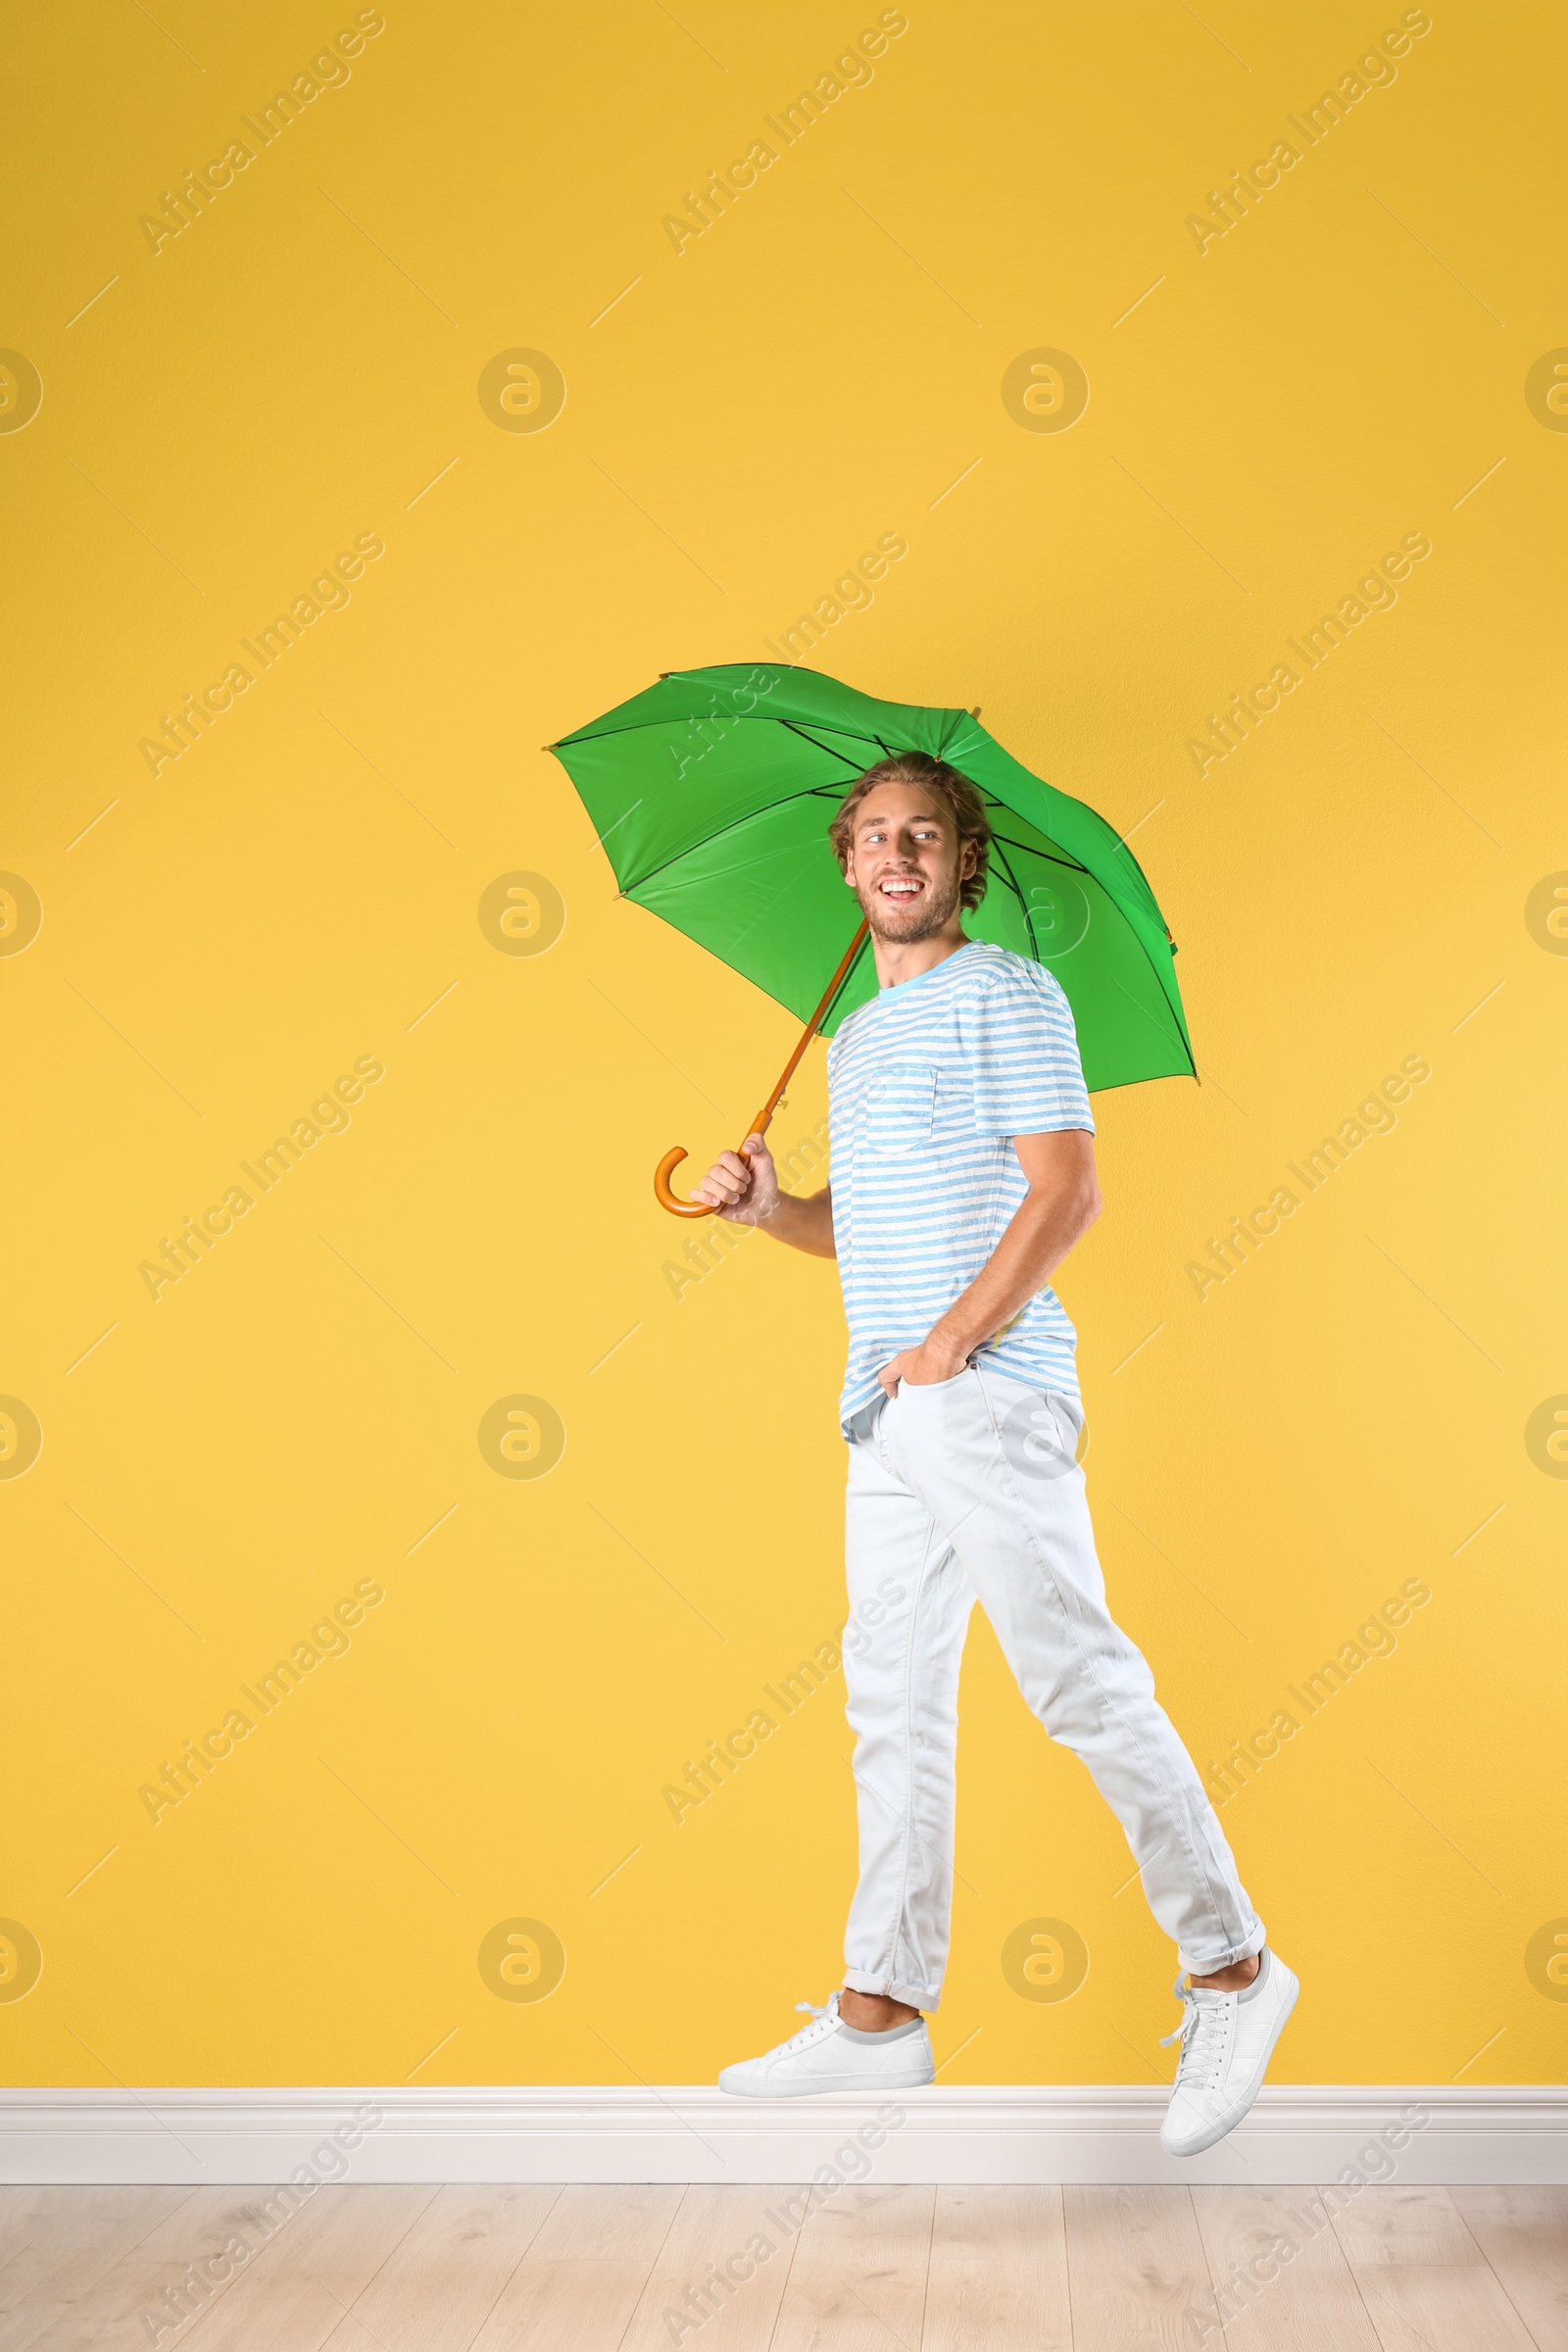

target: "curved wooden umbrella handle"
[654,1145,729,1218]
[651,917,869,1220]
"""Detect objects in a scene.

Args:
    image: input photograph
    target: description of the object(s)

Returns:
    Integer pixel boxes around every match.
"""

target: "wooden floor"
[1,2180,1564,2350]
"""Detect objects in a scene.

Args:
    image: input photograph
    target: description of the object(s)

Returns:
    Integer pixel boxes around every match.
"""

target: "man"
[693,751,1297,2157]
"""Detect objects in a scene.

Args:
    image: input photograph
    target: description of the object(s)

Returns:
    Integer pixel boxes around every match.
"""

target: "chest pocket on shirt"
[858,1062,936,1156]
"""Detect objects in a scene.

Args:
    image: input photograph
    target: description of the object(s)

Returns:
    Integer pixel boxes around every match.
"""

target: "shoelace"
[772,1994,838,2055]
[1159,1975,1232,2088]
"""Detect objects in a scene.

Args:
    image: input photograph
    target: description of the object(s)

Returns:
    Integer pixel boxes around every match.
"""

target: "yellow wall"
[5,0,1564,2092]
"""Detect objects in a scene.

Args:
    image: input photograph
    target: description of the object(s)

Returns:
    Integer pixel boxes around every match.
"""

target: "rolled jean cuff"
[1176,1919,1266,1978]
[844,1965,939,2012]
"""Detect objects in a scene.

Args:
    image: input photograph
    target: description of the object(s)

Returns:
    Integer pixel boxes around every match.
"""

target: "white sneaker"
[1159,1947,1298,2156]
[718,1992,935,2098]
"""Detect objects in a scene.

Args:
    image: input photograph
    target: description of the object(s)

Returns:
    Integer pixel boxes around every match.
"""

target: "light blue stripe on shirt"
[826,940,1095,1435]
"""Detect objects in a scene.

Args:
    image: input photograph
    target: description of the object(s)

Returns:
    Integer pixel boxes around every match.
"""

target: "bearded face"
[845,785,975,943]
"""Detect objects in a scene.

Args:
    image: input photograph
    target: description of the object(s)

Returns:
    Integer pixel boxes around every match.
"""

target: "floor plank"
[618,2185,804,2351]
[7,2184,386,2352]
[1450,2187,1568,2350]
[770,2183,936,2352]
[1063,2185,1214,2352]
[0,2187,197,2352]
[172,2185,437,2352]
[1190,2186,1384,2351]
[0,2186,152,2261]
[922,2185,1072,2352]
[318,2185,560,2352]
[34,2185,330,2350]
[1346,2266,1539,2352]
[1328,2184,1484,2267]
[1330,2187,1538,2352]
[467,2184,682,2352]
[513,2181,680,2266]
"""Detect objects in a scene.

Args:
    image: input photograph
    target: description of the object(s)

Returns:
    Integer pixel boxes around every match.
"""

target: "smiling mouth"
[877,875,925,902]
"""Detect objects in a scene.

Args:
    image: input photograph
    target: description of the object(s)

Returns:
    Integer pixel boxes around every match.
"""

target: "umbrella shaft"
[746,916,869,1145]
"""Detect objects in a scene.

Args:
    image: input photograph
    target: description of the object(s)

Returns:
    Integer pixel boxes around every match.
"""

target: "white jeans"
[841,1361,1263,2007]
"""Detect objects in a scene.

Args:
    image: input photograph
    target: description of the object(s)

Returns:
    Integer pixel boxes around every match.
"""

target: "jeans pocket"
[897,1363,973,1395]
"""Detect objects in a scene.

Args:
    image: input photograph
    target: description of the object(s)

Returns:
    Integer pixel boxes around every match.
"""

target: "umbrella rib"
[1109,971,1197,1081]
[1121,924,1197,1074]
[987,829,1092,877]
[558,713,871,758]
[553,716,868,765]
[993,833,1191,1073]
[773,718,877,772]
[557,720,875,895]
[616,777,866,895]
[988,836,1044,961]
[784,720,896,761]
[550,719,663,748]
[992,835,1193,1083]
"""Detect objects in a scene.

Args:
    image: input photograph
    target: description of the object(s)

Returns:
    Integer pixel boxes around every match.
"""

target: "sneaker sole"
[718,2062,935,2099]
[1160,1970,1299,2157]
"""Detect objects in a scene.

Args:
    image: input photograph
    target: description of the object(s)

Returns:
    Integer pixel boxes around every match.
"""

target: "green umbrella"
[549,662,1192,1215]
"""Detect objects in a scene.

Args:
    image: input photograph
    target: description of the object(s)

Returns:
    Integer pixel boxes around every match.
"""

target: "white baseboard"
[0,2085,1562,2186]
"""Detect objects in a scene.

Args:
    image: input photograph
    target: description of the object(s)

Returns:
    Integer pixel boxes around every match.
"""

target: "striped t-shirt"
[826,940,1095,1436]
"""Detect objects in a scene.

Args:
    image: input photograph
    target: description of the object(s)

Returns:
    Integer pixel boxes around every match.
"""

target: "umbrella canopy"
[549,662,1193,1093]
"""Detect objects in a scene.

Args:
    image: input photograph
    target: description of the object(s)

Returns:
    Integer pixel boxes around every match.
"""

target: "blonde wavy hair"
[828,752,991,912]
